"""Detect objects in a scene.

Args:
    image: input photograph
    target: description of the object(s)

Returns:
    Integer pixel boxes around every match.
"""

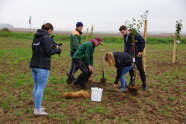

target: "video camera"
[51,35,63,57]
[51,35,63,48]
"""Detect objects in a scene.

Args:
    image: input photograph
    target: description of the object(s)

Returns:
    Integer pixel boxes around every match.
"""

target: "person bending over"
[72,37,103,89]
[105,52,132,92]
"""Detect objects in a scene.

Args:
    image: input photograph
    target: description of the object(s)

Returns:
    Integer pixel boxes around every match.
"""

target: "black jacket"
[124,33,145,54]
[113,52,132,84]
[30,29,61,69]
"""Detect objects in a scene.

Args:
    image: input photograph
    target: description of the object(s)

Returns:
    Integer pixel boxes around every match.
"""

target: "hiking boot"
[142,83,147,91]
[71,83,81,89]
[80,84,86,89]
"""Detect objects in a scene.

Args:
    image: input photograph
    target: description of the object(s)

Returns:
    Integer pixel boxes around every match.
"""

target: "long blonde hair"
[105,52,116,67]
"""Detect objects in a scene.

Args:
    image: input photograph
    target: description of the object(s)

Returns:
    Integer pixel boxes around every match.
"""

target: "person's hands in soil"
[137,52,143,57]
[88,65,93,72]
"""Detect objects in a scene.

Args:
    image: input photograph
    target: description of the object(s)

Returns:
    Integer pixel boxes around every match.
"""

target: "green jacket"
[70,29,82,53]
[73,41,95,66]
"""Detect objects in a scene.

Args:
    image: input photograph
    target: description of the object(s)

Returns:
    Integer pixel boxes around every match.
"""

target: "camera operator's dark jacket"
[30,29,61,69]
[113,52,132,84]
[124,33,145,54]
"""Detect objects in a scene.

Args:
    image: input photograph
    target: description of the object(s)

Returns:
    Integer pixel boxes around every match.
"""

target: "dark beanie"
[76,22,83,27]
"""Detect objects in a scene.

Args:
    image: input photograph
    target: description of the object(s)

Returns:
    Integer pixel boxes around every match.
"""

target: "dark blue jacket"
[124,33,145,54]
[113,52,132,84]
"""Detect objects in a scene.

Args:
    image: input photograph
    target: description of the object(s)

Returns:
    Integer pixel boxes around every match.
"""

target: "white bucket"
[91,87,103,102]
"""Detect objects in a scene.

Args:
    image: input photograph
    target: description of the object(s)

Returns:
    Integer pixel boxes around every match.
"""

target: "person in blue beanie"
[67,22,83,82]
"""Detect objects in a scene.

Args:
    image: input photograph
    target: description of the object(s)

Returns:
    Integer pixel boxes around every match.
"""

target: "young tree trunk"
[85,28,89,41]
[173,39,177,63]
[143,20,148,71]
[90,25,94,38]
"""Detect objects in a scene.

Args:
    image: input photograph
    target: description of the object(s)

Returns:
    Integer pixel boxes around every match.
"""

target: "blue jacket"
[124,33,145,54]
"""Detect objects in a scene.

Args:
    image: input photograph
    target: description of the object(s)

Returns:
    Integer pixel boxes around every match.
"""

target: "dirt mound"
[85,80,106,89]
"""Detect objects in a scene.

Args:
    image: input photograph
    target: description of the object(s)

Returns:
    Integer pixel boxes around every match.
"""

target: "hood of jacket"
[34,29,49,38]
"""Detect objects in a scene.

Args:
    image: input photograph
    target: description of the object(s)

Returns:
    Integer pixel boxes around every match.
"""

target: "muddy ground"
[0,37,186,124]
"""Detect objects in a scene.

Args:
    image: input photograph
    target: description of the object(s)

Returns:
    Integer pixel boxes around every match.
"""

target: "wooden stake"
[102,56,104,78]
[85,28,89,41]
[143,20,148,71]
[90,25,94,38]
[100,55,106,84]
[173,39,177,63]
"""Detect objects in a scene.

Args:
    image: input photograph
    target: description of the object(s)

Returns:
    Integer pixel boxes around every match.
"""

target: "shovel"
[100,71,106,84]
[100,56,106,84]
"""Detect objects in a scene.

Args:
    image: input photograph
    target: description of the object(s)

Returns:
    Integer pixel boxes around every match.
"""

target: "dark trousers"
[73,59,92,87]
[68,51,75,79]
[130,56,146,84]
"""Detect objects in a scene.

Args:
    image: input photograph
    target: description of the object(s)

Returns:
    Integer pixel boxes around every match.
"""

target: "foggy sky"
[0,0,186,33]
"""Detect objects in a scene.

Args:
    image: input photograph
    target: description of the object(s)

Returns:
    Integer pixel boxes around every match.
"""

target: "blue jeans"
[31,68,49,111]
[120,66,133,88]
[68,51,75,79]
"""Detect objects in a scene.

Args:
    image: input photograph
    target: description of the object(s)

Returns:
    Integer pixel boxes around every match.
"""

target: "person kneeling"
[105,52,132,92]
[72,37,103,89]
